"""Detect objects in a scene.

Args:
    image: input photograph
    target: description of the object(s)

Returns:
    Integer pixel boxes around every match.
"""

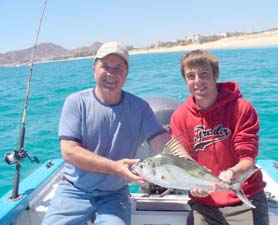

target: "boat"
[0,96,277,225]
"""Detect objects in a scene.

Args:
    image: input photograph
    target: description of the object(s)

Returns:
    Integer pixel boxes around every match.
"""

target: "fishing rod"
[4,0,48,201]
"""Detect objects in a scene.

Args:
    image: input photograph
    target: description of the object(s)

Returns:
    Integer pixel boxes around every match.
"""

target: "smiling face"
[183,63,219,109]
[93,54,128,104]
[180,50,220,110]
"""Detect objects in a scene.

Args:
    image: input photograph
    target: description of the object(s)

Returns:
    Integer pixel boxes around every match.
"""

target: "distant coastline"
[54,29,278,61]
[48,30,278,64]
[1,29,278,67]
[130,29,278,55]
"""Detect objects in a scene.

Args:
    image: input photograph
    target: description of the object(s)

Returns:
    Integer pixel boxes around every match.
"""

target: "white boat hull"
[1,159,277,225]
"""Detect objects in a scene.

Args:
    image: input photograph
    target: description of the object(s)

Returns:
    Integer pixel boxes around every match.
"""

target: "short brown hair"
[180,49,219,78]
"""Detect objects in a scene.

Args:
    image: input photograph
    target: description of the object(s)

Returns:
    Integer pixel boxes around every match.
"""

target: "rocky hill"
[0,42,103,67]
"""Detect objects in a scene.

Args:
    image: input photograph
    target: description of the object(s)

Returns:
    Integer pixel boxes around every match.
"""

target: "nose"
[105,67,112,74]
[194,74,202,83]
[105,67,115,76]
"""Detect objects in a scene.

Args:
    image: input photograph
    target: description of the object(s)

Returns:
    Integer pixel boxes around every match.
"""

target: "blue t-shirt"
[59,88,165,191]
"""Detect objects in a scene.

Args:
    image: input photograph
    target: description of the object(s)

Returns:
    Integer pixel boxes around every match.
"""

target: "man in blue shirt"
[42,42,171,225]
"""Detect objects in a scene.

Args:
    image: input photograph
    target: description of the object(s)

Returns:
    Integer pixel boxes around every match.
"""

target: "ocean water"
[0,47,278,197]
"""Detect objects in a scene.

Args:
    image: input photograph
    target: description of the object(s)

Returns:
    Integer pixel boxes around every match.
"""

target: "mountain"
[69,42,103,58]
[0,42,103,67]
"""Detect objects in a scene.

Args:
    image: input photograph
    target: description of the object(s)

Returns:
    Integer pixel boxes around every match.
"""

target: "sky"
[1,0,278,53]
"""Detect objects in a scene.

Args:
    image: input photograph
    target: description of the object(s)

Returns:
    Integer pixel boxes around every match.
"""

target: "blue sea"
[0,47,278,197]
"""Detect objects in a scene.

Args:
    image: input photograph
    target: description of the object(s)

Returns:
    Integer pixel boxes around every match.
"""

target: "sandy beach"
[8,29,277,67]
[54,30,278,64]
[130,30,278,55]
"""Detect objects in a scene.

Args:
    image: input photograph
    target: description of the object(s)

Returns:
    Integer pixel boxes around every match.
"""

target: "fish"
[133,138,258,208]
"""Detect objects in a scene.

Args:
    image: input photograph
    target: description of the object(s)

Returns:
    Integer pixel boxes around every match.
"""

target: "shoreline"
[2,30,278,68]
[130,30,278,55]
[47,31,278,63]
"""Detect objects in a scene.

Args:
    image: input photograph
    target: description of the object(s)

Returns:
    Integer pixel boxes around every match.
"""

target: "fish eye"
[140,165,143,169]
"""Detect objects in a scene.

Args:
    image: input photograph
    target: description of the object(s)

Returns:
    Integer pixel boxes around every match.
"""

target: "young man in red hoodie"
[170,49,269,225]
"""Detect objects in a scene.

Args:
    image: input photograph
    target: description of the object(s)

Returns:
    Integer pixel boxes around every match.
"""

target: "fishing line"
[4,0,48,201]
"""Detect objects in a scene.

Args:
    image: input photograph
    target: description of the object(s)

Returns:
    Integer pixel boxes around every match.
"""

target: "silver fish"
[133,138,258,208]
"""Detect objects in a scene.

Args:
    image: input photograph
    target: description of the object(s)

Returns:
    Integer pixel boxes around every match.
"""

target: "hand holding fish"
[219,168,236,183]
[189,188,210,197]
[133,153,258,208]
[189,176,230,197]
[114,158,146,186]
[214,169,235,190]
[191,168,237,195]
[133,138,258,208]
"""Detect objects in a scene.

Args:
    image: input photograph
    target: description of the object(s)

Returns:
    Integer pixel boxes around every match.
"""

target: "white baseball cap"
[95,41,129,65]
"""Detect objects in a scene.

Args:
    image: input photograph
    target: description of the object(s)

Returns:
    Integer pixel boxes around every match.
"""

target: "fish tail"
[233,187,256,208]
[230,167,260,208]
[236,167,260,185]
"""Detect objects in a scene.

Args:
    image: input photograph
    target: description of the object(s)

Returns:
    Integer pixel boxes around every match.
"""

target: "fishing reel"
[4,148,39,165]
[4,147,40,201]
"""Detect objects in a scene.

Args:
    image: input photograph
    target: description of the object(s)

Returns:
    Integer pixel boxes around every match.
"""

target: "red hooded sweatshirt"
[170,82,266,207]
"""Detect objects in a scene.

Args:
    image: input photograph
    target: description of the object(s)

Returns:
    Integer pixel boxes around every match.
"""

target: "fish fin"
[233,187,256,208]
[160,188,174,197]
[162,137,191,159]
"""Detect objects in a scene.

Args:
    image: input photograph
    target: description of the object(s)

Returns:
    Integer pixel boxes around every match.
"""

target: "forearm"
[60,140,142,183]
[61,140,118,175]
[229,158,255,178]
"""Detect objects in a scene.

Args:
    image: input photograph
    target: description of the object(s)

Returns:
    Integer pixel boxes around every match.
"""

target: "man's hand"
[114,158,147,186]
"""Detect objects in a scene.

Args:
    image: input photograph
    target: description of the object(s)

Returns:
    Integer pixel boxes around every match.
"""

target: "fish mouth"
[131,159,144,174]
[135,158,144,164]
[130,166,139,175]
